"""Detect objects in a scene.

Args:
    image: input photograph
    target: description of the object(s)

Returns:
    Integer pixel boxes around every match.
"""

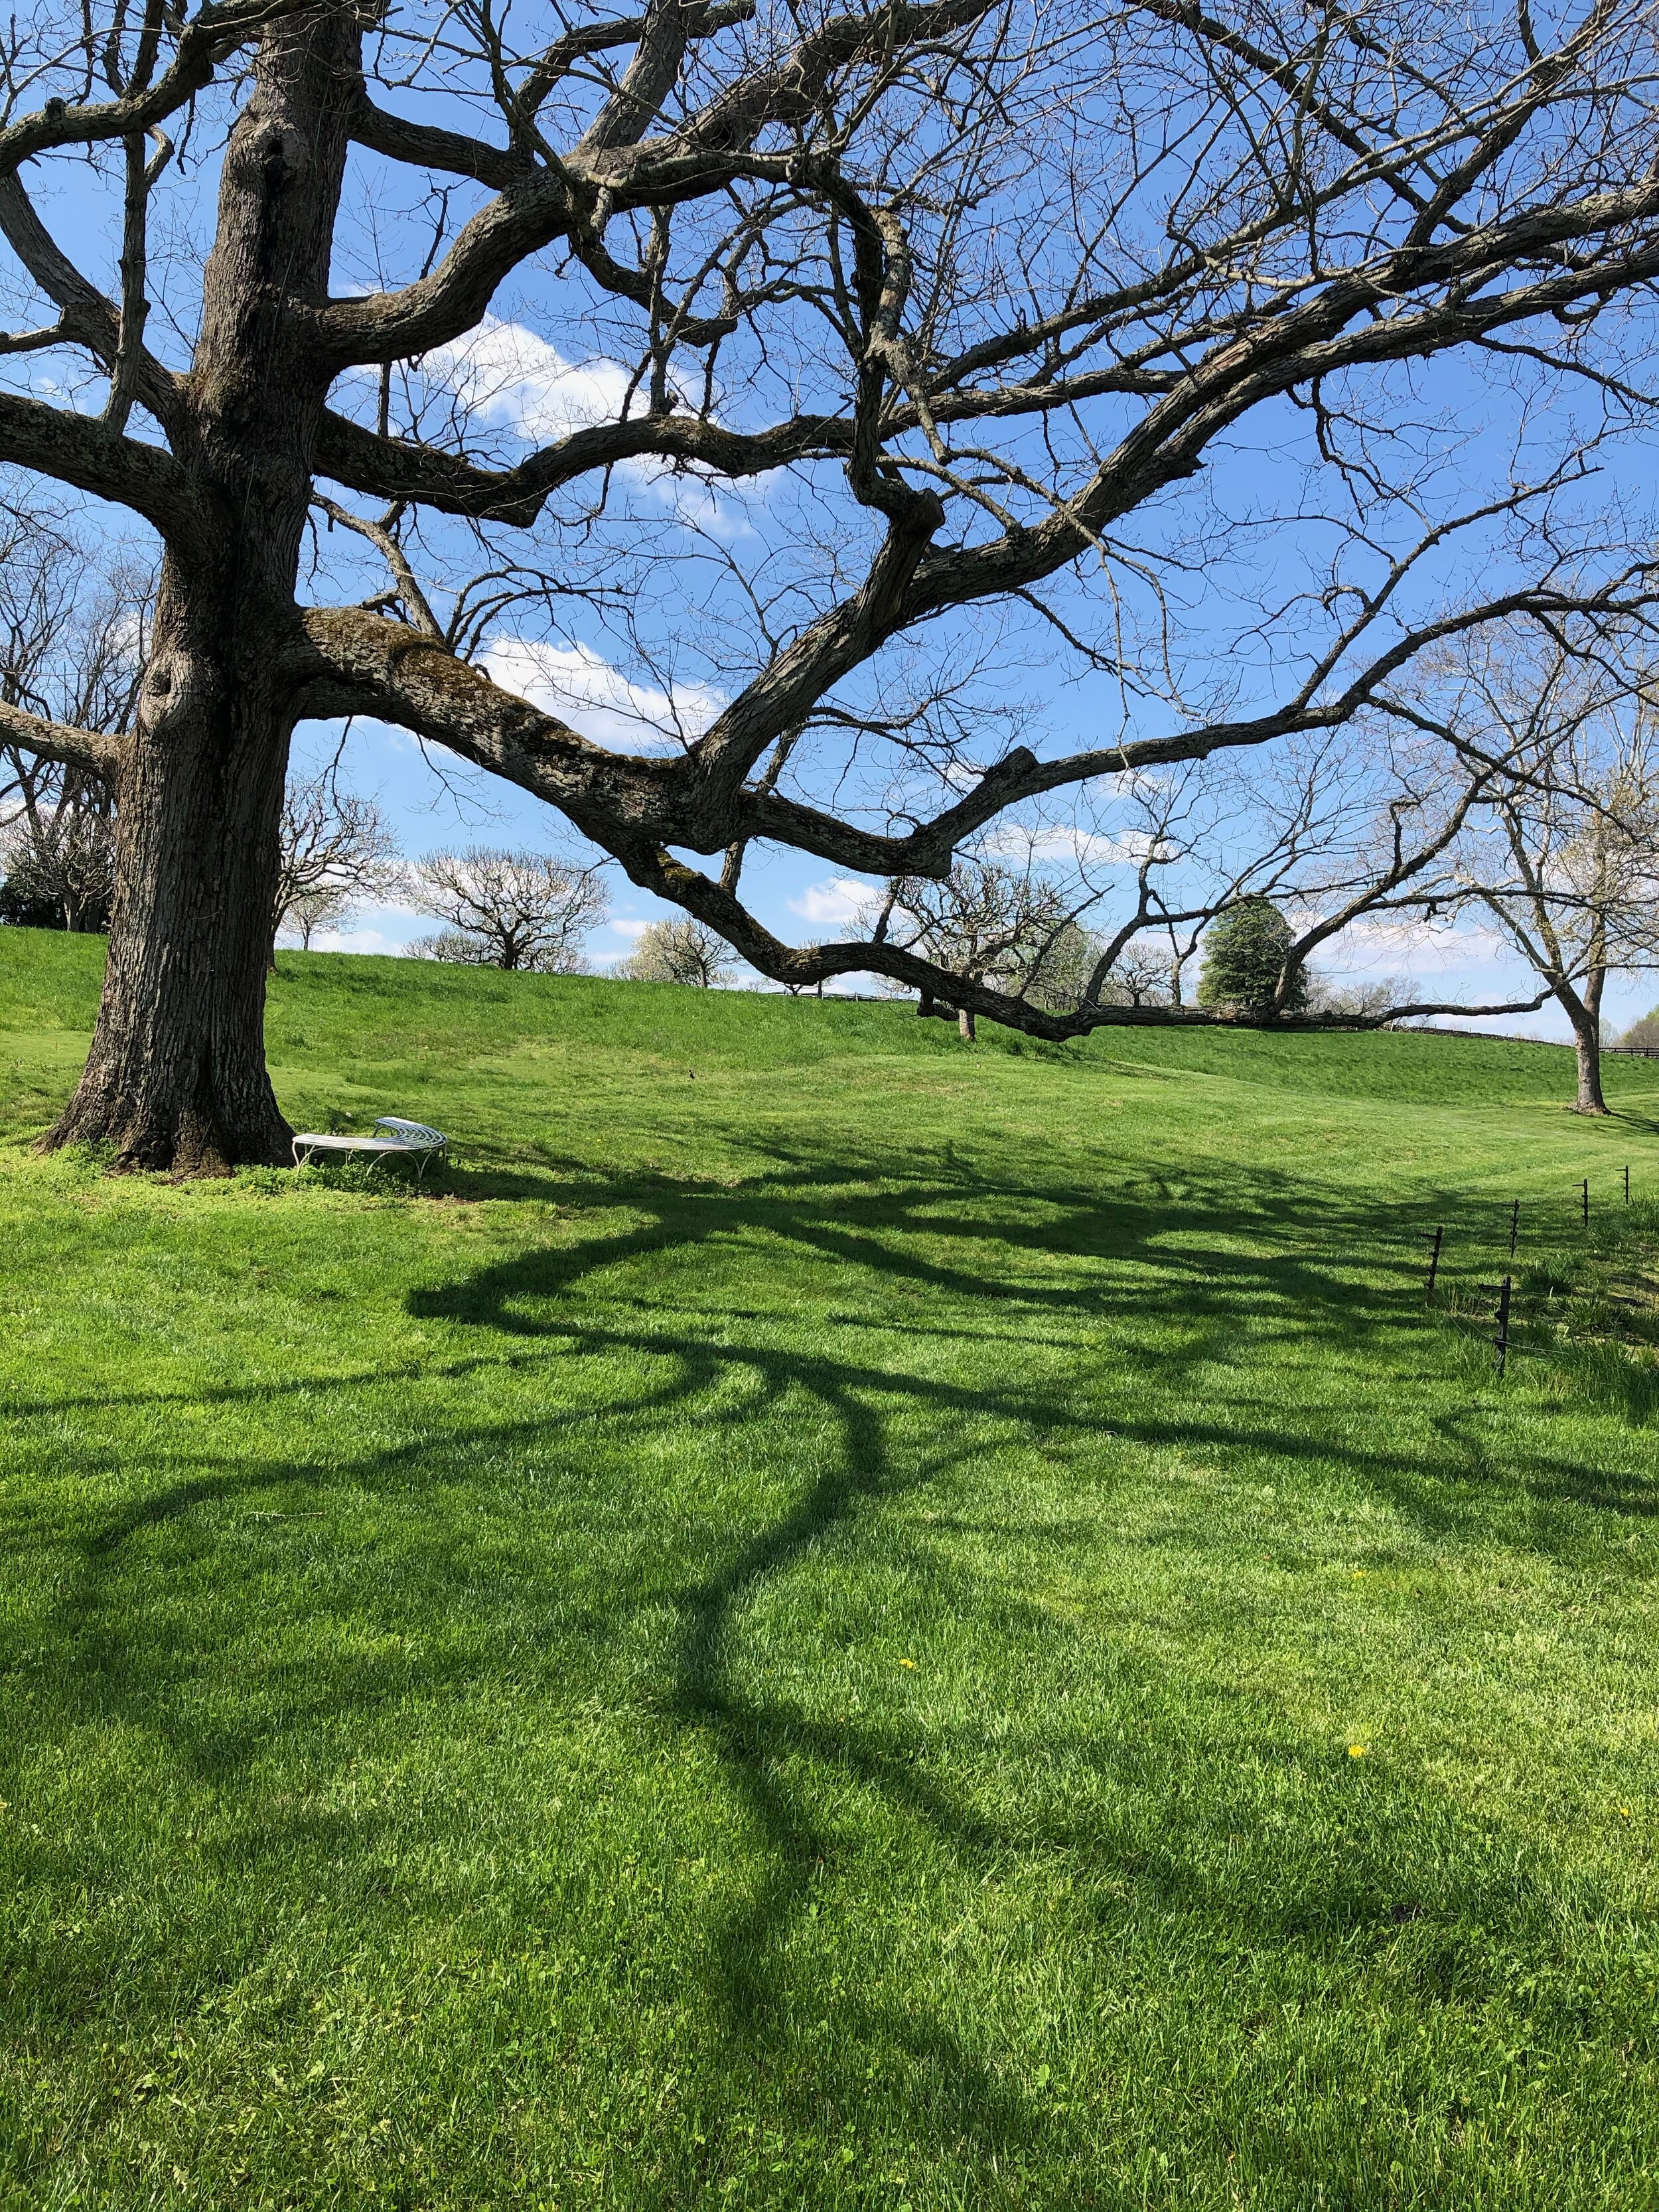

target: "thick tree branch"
[697,551,1659,861]
[0,157,178,430]
[637,0,993,171]
[288,606,681,838]
[311,173,575,367]
[904,194,1659,621]
[105,128,174,435]
[513,1,754,139]
[313,403,845,522]
[0,175,121,358]
[579,0,754,156]
[608,840,1565,1041]
[0,699,129,786]
[0,390,202,544]
[312,0,992,366]
[348,96,530,191]
[0,0,316,171]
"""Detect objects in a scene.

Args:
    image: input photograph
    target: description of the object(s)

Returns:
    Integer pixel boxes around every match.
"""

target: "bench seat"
[292,1120,447,1178]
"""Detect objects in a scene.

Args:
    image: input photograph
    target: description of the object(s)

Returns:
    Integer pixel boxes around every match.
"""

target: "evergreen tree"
[1196,899,1306,1013]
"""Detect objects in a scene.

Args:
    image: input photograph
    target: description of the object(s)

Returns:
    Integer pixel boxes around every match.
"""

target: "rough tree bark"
[47,13,358,1169]
[56,637,295,1169]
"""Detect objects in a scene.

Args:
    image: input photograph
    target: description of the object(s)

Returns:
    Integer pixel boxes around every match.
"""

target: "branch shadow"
[10,1140,1659,2185]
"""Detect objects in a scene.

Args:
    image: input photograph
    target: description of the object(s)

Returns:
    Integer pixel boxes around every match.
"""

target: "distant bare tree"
[1025,922,1106,1013]
[618,919,738,989]
[1017,920,1177,1013]
[1305,976,1409,1023]
[0,814,115,933]
[873,859,1075,1039]
[1102,942,1180,1011]
[403,849,608,973]
[273,764,400,955]
[1439,643,1659,1114]
[0,507,148,932]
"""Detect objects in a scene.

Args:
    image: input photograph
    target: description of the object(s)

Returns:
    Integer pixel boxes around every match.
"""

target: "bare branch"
[0,389,201,544]
[312,496,443,639]
[0,0,316,172]
[0,698,129,786]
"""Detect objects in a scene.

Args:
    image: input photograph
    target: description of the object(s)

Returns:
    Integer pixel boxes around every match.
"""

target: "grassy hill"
[5,928,1659,2209]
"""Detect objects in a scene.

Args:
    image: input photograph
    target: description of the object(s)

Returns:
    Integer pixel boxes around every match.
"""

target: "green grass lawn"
[6,928,1659,2211]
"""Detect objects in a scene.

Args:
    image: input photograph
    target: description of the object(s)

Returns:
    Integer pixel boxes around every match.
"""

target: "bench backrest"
[374,1117,446,1146]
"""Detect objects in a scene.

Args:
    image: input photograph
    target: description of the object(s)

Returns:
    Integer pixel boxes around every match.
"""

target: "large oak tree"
[7,0,1659,1165]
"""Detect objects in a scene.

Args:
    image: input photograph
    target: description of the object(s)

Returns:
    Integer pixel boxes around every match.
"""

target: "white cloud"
[425,317,636,445]
[787,877,870,927]
[1323,915,1511,975]
[483,636,725,751]
[981,822,1158,871]
[1038,826,1159,869]
[648,465,774,543]
[608,917,652,939]
[937,757,997,793]
[417,317,768,538]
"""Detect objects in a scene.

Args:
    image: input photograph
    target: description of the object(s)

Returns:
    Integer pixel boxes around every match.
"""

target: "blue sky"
[17,16,1659,1040]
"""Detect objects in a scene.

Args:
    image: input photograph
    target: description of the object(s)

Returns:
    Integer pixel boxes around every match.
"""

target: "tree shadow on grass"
[402,1163,1659,1962]
[10,1145,1659,2191]
[4,1145,1451,1430]
[21,1378,1632,2192]
[409,1144,1449,1336]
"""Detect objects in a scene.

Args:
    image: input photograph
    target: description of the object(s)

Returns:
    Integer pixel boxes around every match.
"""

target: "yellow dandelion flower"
[899,1659,918,1669]
[1348,1744,1368,1759]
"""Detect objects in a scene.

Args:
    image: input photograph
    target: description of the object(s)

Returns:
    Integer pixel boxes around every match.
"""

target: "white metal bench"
[292,1117,448,1180]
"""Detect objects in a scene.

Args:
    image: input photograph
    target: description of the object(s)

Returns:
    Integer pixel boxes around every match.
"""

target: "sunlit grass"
[3,929,1659,2209]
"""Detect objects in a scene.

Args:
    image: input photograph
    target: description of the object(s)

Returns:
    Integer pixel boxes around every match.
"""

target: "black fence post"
[1583,1177,1590,1228]
[1626,1164,1631,1207]
[1509,1199,1519,1258]
[1425,1226,1443,1303]
[1494,1275,1512,1376]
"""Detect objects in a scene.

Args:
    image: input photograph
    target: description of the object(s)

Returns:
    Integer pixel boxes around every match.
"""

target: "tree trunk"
[46,613,295,1170]
[41,9,358,1171]
[1573,966,1609,1116]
